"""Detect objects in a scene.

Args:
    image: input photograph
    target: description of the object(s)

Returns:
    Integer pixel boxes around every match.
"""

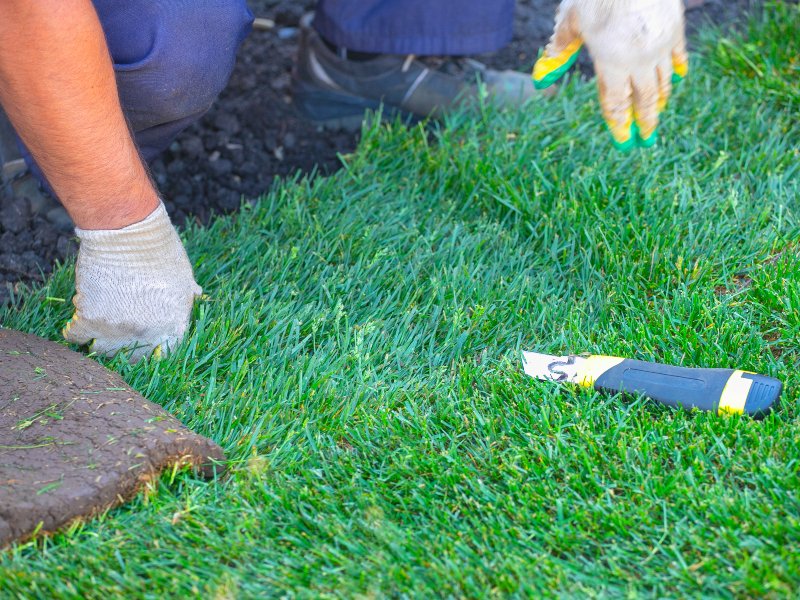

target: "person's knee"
[107,0,254,127]
[153,0,254,120]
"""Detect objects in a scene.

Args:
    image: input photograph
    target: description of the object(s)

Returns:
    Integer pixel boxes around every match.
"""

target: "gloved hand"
[63,202,202,362]
[532,0,688,150]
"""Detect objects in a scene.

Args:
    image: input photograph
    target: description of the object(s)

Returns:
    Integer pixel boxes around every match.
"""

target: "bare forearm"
[0,0,158,229]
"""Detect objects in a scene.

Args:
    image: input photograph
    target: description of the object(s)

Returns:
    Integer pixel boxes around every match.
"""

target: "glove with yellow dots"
[532,0,688,150]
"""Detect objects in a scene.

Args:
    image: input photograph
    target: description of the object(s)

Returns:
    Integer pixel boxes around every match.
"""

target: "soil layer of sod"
[0,328,224,548]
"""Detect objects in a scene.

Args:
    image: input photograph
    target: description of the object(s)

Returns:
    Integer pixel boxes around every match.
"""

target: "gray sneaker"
[292,12,540,130]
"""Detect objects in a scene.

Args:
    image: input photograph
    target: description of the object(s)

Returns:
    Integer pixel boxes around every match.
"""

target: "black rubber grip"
[741,372,783,418]
[593,359,781,418]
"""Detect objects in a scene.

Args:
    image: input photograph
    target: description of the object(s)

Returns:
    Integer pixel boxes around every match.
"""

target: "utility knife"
[522,352,781,418]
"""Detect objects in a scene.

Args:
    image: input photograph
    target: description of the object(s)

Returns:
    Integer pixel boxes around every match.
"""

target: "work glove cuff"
[74,202,183,268]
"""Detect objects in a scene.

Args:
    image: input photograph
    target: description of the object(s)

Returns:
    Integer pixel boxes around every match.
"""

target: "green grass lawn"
[2,3,799,597]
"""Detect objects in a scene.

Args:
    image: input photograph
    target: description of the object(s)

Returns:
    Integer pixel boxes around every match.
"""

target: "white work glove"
[63,202,202,362]
[532,0,688,150]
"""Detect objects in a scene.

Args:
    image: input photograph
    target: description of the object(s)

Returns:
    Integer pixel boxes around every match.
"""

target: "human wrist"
[69,182,160,231]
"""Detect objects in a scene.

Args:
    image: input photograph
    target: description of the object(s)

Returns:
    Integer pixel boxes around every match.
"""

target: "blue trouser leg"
[21,0,253,190]
[313,0,515,55]
[94,0,253,161]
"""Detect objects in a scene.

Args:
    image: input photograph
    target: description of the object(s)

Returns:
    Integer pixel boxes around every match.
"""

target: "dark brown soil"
[0,0,763,305]
[0,328,224,548]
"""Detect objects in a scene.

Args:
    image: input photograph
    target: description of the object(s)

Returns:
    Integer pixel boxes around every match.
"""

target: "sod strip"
[0,4,798,597]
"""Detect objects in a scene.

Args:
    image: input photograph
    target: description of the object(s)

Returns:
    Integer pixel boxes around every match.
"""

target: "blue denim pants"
[94,0,253,161]
[314,0,515,55]
[19,0,253,185]
[94,0,513,142]
[20,0,513,181]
